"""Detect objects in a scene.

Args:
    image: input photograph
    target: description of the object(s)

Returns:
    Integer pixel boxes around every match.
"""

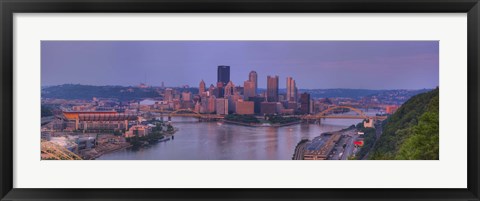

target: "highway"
[292,142,308,160]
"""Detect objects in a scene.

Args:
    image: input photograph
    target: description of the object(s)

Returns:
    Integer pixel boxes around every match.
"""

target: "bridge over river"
[150,105,387,121]
[298,106,388,121]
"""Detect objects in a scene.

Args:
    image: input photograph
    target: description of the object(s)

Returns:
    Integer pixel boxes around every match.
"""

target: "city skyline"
[41,41,439,90]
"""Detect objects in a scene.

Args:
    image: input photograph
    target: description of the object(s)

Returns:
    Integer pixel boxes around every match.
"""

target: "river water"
[98,111,378,160]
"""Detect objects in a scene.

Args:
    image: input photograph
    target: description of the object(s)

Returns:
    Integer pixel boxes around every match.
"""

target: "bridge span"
[300,115,387,120]
[298,105,387,121]
[150,106,387,121]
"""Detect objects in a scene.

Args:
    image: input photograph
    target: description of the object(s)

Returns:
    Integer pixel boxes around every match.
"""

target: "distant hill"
[300,88,383,99]
[369,88,439,160]
[43,84,431,102]
[42,84,159,101]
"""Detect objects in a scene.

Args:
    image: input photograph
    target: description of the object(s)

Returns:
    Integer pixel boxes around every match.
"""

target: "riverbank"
[127,127,179,150]
[82,142,132,160]
[222,120,301,127]
[86,128,179,159]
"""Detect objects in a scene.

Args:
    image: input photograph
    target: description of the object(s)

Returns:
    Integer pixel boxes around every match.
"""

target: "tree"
[369,88,439,160]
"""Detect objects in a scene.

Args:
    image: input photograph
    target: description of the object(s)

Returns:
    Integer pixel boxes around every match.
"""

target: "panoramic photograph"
[40,41,439,160]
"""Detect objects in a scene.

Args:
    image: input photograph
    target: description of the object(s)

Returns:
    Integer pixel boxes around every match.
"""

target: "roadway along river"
[98,111,378,160]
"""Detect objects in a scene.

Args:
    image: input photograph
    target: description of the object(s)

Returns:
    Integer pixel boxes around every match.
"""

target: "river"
[98,110,379,160]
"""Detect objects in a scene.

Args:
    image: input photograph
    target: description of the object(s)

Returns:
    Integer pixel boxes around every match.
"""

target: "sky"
[41,41,439,90]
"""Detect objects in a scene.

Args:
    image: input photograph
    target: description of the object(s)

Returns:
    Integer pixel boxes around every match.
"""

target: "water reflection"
[98,111,375,160]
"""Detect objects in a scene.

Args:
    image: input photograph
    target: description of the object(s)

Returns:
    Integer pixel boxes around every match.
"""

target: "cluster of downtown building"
[164,65,314,116]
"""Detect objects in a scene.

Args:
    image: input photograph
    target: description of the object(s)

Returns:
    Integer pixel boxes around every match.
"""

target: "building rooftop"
[78,113,137,121]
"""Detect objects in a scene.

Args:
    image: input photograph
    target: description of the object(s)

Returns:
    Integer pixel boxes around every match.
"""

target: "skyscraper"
[208,84,215,97]
[207,95,216,113]
[216,82,225,98]
[217,65,230,86]
[267,75,279,102]
[243,80,256,99]
[224,81,235,97]
[216,98,229,115]
[286,77,297,102]
[294,86,298,102]
[300,92,311,114]
[248,71,258,96]
[199,80,206,95]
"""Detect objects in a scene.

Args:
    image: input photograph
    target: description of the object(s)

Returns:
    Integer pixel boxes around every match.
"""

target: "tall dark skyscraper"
[217,65,230,86]
[300,92,311,114]
[267,75,279,102]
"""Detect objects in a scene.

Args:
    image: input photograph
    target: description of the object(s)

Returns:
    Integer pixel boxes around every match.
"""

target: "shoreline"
[86,143,132,160]
[90,128,179,160]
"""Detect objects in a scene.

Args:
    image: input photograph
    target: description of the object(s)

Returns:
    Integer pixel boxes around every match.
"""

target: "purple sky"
[41,41,439,90]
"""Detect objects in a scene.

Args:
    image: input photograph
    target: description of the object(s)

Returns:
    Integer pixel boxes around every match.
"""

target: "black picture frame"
[1,0,479,200]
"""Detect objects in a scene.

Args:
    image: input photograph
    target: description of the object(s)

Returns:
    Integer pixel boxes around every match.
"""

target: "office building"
[217,65,230,86]
[216,98,229,115]
[260,102,277,115]
[224,81,236,97]
[248,97,264,114]
[216,82,225,98]
[207,96,216,113]
[194,101,201,113]
[310,99,314,114]
[287,102,298,110]
[236,100,255,115]
[235,86,244,95]
[200,97,208,113]
[243,80,256,99]
[286,77,297,102]
[267,75,279,102]
[300,92,311,114]
[208,84,215,97]
[249,71,258,95]
[199,80,206,95]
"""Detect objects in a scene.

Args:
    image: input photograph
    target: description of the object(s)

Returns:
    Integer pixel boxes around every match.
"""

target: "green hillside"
[369,88,439,160]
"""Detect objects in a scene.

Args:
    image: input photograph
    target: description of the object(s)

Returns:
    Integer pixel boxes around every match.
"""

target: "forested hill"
[369,88,439,160]
[41,84,159,101]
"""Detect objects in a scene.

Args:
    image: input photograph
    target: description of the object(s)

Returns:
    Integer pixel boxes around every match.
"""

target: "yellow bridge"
[152,106,387,121]
[299,105,387,120]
